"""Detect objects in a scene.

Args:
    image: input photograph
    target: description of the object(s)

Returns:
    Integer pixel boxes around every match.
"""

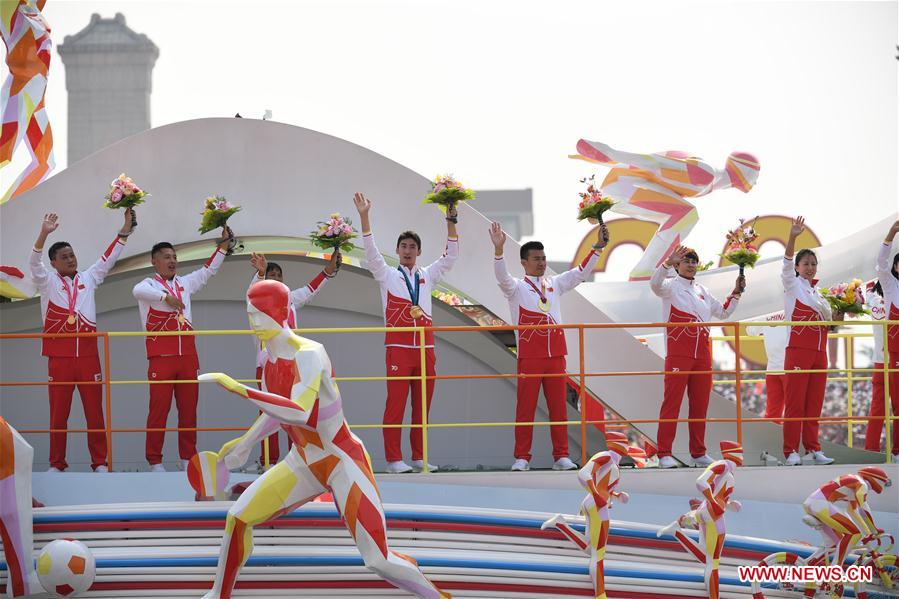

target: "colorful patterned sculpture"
[572,140,759,280]
[802,466,892,570]
[0,265,36,299]
[1,0,54,205]
[541,432,646,599]
[0,416,42,597]
[198,279,450,599]
[656,440,743,599]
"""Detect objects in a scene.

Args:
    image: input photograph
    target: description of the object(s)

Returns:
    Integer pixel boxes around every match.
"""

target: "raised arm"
[354,192,391,282]
[490,223,517,299]
[180,235,228,295]
[84,209,133,285]
[876,220,899,280]
[650,245,687,298]
[709,274,744,319]
[29,213,60,290]
[554,224,607,294]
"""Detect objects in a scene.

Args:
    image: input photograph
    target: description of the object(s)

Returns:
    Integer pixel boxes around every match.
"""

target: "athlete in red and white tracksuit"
[247,255,334,466]
[746,312,789,422]
[650,246,741,462]
[29,211,132,471]
[491,222,603,468]
[863,284,896,453]
[871,222,899,455]
[781,217,832,462]
[132,232,230,468]
[354,193,458,470]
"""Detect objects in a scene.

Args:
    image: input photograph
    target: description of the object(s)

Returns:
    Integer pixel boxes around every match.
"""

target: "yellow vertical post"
[884,322,893,463]
[846,335,854,449]
[419,326,430,473]
[733,324,743,446]
[579,326,587,466]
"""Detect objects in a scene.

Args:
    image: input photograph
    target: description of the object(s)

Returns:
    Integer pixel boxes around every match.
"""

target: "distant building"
[474,189,533,241]
[57,13,158,165]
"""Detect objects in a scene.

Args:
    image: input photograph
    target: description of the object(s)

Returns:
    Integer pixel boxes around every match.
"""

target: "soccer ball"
[37,539,96,597]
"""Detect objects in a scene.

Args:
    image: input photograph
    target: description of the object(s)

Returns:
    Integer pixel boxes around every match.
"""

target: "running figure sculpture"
[198,279,450,599]
[541,432,647,599]
[656,441,744,599]
[572,140,759,280]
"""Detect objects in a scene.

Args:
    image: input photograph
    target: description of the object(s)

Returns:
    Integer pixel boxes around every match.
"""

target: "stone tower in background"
[57,13,158,165]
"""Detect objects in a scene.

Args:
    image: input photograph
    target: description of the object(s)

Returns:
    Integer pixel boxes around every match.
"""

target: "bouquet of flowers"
[422,175,476,213]
[820,279,869,317]
[309,213,357,252]
[104,173,148,230]
[198,195,241,234]
[720,218,760,274]
[577,175,615,224]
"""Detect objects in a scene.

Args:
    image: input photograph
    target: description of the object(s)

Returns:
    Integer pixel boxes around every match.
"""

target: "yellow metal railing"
[2,319,896,471]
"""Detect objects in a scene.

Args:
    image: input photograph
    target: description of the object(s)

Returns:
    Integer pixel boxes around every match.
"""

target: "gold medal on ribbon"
[538,299,551,312]
[410,305,424,319]
[67,314,76,325]
[177,313,186,324]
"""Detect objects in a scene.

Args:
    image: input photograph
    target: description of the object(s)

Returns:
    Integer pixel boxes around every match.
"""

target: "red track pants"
[865,357,899,454]
[764,374,786,423]
[383,347,436,462]
[146,355,199,465]
[514,356,569,462]
[256,366,282,465]
[657,353,711,459]
[47,356,107,471]
[783,347,827,457]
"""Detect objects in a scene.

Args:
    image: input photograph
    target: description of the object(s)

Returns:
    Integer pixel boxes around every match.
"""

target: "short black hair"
[396,231,421,250]
[794,248,817,270]
[892,252,899,279]
[684,249,700,263]
[151,242,175,258]
[48,242,72,261]
[265,262,282,276]
[520,241,544,260]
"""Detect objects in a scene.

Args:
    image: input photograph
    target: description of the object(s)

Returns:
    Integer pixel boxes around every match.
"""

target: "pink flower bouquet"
[103,173,148,209]
[577,175,614,224]
[199,195,241,234]
[310,213,357,252]
[422,175,476,212]
[720,218,760,273]
[820,279,869,316]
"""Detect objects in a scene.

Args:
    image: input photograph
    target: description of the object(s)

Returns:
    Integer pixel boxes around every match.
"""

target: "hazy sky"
[12,0,899,276]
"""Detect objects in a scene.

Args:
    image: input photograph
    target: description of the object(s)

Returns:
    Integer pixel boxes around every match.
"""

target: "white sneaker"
[149,463,166,473]
[644,455,660,469]
[511,458,530,471]
[94,465,108,473]
[691,455,714,467]
[805,451,834,465]
[761,451,782,466]
[552,457,578,471]
[46,466,62,473]
[659,456,679,469]
[385,460,413,474]
[785,452,801,466]
[656,520,679,538]
[410,460,438,472]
